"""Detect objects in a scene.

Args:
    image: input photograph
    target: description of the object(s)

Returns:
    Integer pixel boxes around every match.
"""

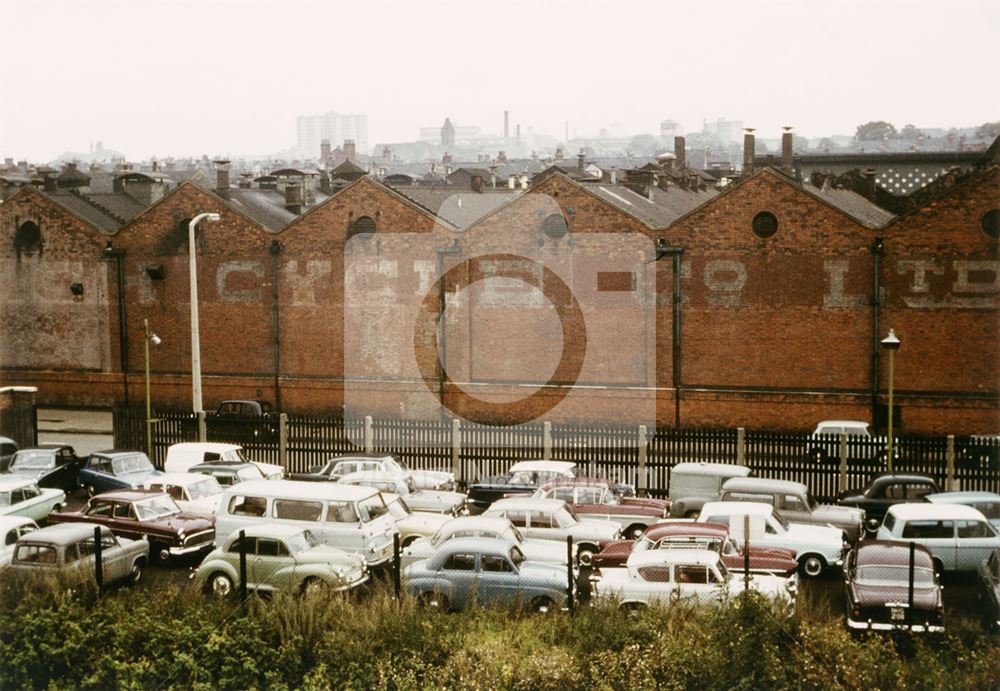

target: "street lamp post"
[143,319,161,460]
[881,329,901,473]
[188,212,221,418]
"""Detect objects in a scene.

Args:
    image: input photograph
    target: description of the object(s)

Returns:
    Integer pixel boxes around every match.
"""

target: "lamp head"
[149,333,161,346]
[880,328,900,351]
[205,213,221,223]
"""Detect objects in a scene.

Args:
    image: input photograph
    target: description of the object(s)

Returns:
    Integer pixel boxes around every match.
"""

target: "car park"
[466,461,579,514]
[876,503,1000,573]
[164,442,283,481]
[977,548,1000,633]
[0,516,38,566]
[143,473,225,516]
[0,477,65,522]
[2,444,82,493]
[400,515,570,570]
[337,470,467,515]
[532,478,670,539]
[403,536,570,612]
[837,473,941,526]
[189,460,266,487]
[214,480,397,567]
[192,523,369,597]
[925,491,1000,529]
[482,497,621,565]
[698,501,847,577]
[288,454,455,491]
[844,540,944,633]
[78,450,162,496]
[48,489,215,564]
[720,477,864,542]
[3,522,148,587]
[592,521,799,577]
[667,462,751,518]
[592,549,795,611]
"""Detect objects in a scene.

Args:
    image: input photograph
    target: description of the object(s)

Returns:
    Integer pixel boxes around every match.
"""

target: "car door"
[108,501,145,541]
[251,537,291,590]
[527,510,567,543]
[674,563,718,605]
[439,552,478,608]
[14,485,46,522]
[902,520,956,570]
[778,494,811,525]
[955,519,999,570]
[478,552,521,605]
[53,448,79,492]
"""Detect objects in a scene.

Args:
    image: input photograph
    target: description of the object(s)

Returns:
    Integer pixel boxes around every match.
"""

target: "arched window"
[751,211,778,239]
[14,220,41,251]
[349,215,377,239]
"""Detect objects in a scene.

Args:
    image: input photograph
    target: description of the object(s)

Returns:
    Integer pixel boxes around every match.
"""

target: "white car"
[698,501,847,577]
[338,470,467,516]
[382,493,451,547]
[143,473,225,516]
[400,515,570,570]
[483,497,621,565]
[876,503,1000,572]
[164,442,284,480]
[593,549,795,611]
[0,516,38,566]
[0,477,66,522]
[294,454,455,491]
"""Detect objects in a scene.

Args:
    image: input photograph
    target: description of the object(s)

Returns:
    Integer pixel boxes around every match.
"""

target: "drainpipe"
[435,241,463,416]
[270,240,282,412]
[870,237,884,430]
[650,242,685,428]
[101,245,129,406]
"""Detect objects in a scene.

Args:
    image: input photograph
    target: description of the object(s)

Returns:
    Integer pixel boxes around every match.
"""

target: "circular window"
[542,213,569,240]
[349,215,377,239]
[982,209,999,239]
[14,220,41,250]
[752,211,778,238]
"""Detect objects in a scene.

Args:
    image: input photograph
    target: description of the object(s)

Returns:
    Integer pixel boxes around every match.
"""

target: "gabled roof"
[332,159,367,176]
[225,188,298,231]
[285,175,449,230]
[36,190,123,233]
[392,187,518,229]
[589,182,718,229]
[797,181,896,229]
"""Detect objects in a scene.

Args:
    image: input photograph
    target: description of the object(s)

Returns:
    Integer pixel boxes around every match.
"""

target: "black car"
[979,548,1000,633]
[2,444,82,493]
[0,436,17,471]
[188,461,265,487]
[466,460,579,514]
[837,473,941,528]
[205,400,278,444]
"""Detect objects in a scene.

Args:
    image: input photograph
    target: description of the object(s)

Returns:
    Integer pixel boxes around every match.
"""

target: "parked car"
[592,549,795,611]
[2,444,82,493]
[875,503,1000,573]
[400,515,570,570]
[844,540,944,633]
[78,450,162,496]
[977,548,1000,633]
[466,461,579,513]
[720,477,864,542]
[143,473,225,516]
[164,442,283,481]
[532,478,670,539]
[925,491,1000,529]
[288,454,455,491]
[807,420,872,463]
[188,461,266,487]
[698,501,847,577]
[0,436,17,471]
[337,470,467,516]
[205,400,279,444]
[403,537,570,612]
[837,473,941,527]
[482,497,621,565]
[592,521,799,577]
[47,489,215,564]
[3,522,148,587]
[0,516,38,566]
[0,477,66,522]
[668,462,751,518]
[192,523,369,597]
[382,493,451,547]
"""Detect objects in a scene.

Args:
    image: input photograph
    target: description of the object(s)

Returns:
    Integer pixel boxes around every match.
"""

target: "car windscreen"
[134,495,181,520]
[112,455,153,475]
[11,452,54,470]
[357,494,389,523]
[386,496,411,520]
[187,477,222,500]
[855,564,936,587]
[285,530,319,554]
[553,506,577,528]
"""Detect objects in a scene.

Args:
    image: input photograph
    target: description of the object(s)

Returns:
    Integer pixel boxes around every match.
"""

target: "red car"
[533,478,671,540]
[592,521,799,576]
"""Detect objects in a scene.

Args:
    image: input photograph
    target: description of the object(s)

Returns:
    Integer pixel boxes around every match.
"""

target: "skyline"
[1,0,997,161]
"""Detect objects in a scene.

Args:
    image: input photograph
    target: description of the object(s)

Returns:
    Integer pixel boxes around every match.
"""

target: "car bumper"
[846,617,944,633]
[169,542,214,557]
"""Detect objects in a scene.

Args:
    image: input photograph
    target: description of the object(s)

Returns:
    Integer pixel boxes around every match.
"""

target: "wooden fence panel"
[460,422,545,483]
[371,418,452,473]
[284,416,363,474]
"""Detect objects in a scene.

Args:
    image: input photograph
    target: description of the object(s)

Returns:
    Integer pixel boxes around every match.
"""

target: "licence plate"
[889,606,905,621]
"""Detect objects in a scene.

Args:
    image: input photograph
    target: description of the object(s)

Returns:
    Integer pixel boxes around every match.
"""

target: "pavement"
[36,407,114,456]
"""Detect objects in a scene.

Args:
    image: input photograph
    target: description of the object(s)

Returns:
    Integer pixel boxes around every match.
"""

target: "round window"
[981,209,999,239]
[542,213,569,240]
[752,211,778,238]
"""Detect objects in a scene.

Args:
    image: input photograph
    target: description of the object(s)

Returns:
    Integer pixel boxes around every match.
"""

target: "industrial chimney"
[743,128,756,176]
[781,127,794,171]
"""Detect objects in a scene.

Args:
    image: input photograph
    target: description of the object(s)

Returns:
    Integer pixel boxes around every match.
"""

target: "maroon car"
[592,521,799,576]
[845,540,944,633]
[47,489,215,564]
[532,478,671,540]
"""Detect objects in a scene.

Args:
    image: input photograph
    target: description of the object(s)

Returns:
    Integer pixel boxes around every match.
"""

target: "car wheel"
[529,596,556,614]
[85,484,96,497]
[301,577,328,597]
[52,503,63,513]
[207,572,235,597]
[577,545,597,567]
[624,524,646,540]
[684,510,699,518]
[401,535,419,548]
[127,560,144,586]
[152,543,171,564]
[620,601,646,615]
[417,591,448,611]
[798,554,827,578]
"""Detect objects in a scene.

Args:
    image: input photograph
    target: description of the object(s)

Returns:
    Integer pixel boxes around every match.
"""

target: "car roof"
[886,503,988,521]
[144,472,218,487]
[645,522,729,539]
[816,420,870,428]
[431,536,515,558]
[88,450,147,458]
[190,461,254,471]
[871,473,937,483]
[722,477,807,494]
[538,477,611,491]
[0,515,37,530]
[91,489,166,502]
[168,442,242,453]
[222,522,307,542]
[925,491,1000,503]
[0,476,41,490]
[855,540,935,567]
[222,479,378,501]
[16,444,71,452]
[328,454,395,463]
[488,497,567,511]
[441,516,513,534]
[671,462,751,477]
[339,470,399,483]
[700,501,773,516]
[508,460,576,473]
[0,436,16,445]
[19,522,110,545]
[629,549,720,568]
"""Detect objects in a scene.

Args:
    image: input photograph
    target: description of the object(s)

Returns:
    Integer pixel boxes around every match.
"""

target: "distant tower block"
[442,118,455,147]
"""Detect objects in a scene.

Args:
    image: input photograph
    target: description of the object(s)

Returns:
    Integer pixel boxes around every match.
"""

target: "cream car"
[0,477,66,522]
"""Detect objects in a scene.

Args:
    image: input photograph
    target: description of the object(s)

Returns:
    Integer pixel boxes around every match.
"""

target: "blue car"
[78,450,162,496]
[926,491,1000,529]
[403,536,571,613]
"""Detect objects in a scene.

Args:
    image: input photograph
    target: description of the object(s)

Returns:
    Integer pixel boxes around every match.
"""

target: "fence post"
[543,421,552,461]
[736,427,746,465]
[94,526,104,592]
[946,435,956,490]
[451,418,462,487]
[839,432,848,494]
[364,415,374,453]
[197,411,207,443]
[238,529,248,605]
[393,533,401,600]
[566,535,575,615]
[278,413,288,472]
[637,425,648,497]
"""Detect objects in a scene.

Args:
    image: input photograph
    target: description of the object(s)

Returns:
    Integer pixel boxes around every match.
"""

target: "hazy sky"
[1,0,996,161]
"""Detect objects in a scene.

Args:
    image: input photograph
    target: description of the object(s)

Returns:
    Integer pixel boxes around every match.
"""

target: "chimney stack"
[214,159,231,200]
[285,183,303,214]
[674,136,686,171]
[862,168,878,199]
[471,174,483,193]
[577,149,585,172]
[516,124,521,147]
[344,140,357,161]
[504,110,509,142]
[610,166,617,185]
[320,139,331,163]
[781,127,794,170]
[743,128,755,176]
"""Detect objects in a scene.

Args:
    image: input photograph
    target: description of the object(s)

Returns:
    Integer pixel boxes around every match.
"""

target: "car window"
[273,499,323,522]
[357,496,388,523]
[237,466,264,481]
[229,495,267,517]
[510,546,526,567]
[504,510,528,528]
[112,455,153,476]
[780,495,803,511]
[883,513,896,533]
[975,502,1000,520]
[256,539,289,557]
[442,553,476,571]
[326,501,359,523]
[637,566,672,583]
[12,452,55,470]
[332,463,354,477]
[884,484,905,499]
[15,544,57,564]
[87,501,113,517]
[957,520,994,538]
[726,491,772,503]
[481,555,514,573]
[901,520,953,539]
[550,487,575,502]
[907,484,935,500]
[113,503,136,520]
[4,529,17,545]
[528,511,555,529]
[676,565,709,584]
[229,536,257,553]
